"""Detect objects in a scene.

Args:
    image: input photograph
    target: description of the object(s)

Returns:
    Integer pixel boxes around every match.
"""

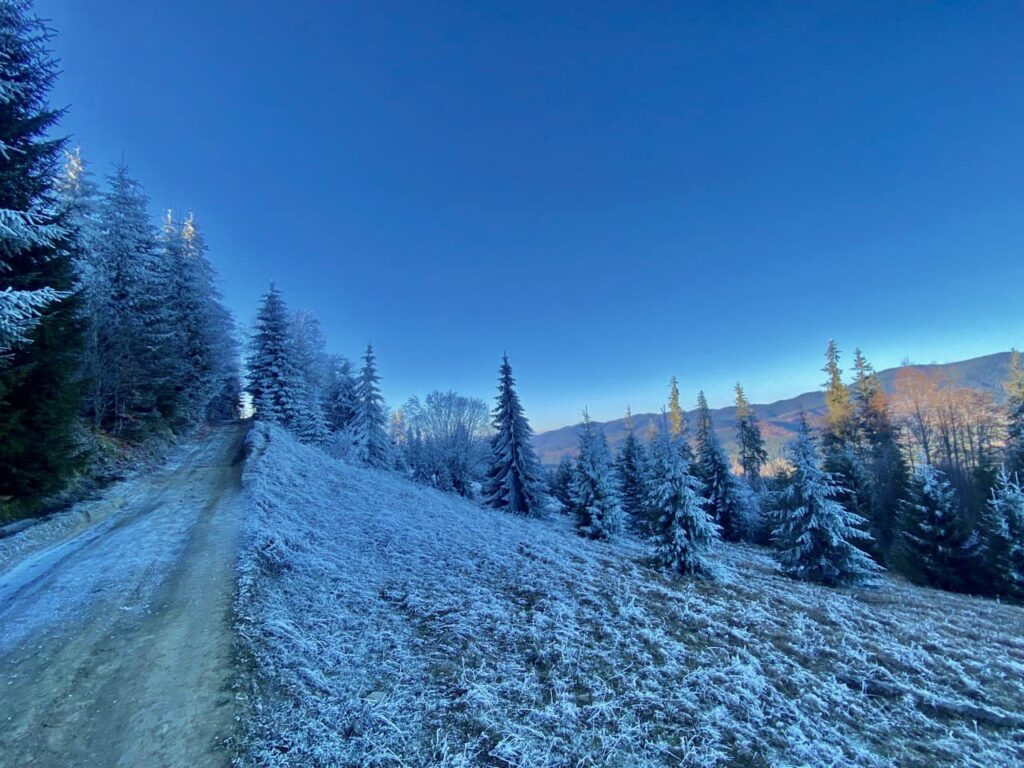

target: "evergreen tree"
[92,164,173,433]
[978,468,1024,599]
[664,376,694,464]
[353,344,390,467]
[571,411,622,539]
[1005,350,1024,478]
[548,454,574,512]
[482,354,545,516]
[851,348,909,561]
[820,341,872,544]
[247,284,305,428]
[615,405,648,532]
[647,427,719,576]
[734,382,768,487]
[772,417,880,586]
[822,340,854,446]
[694,391,744,541]
[0,1,85,511]
[324,355,358,431]
[165,211,235,424]
[895,461,974,592]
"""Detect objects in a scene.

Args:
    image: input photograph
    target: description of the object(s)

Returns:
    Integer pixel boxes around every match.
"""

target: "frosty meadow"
[2,1,1023,766]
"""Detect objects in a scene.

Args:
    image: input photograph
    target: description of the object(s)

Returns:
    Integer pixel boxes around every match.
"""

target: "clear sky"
[37,1,1023,430]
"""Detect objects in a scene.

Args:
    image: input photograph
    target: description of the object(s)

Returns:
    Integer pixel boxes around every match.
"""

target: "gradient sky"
[37,1,1023,430]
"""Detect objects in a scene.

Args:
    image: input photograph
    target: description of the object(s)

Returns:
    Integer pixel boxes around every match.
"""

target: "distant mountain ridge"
[532,351,1014,465]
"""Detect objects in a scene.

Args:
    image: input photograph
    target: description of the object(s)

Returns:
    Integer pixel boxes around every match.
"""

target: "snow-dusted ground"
[236,424,1024,767]
[0,423,248,767]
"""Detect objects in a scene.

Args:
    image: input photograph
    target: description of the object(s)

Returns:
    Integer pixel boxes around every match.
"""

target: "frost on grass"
[235,425,1024,767]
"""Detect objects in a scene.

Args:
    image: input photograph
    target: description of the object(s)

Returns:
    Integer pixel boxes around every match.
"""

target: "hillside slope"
[235,424,1023,767]
[533,351,1014,464]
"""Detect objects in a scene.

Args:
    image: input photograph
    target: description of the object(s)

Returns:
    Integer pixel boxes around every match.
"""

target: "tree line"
[544,344,1024,599]
[0,1,238,521]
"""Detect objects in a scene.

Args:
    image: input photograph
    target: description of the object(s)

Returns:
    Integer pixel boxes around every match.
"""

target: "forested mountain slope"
[534,352,1013,464]
[235,424,1024,767]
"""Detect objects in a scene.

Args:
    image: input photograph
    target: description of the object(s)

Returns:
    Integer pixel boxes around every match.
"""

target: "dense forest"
[0,1,238,521]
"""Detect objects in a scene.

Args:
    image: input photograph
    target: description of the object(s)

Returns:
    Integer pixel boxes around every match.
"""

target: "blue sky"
[37,1,1023,430]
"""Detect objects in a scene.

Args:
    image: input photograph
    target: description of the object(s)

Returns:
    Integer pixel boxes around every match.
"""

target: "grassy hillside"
[533,351,1014,465]
[235,424,1023,767]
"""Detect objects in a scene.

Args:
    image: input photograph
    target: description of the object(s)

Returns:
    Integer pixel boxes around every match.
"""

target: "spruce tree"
[734,382,768,488]
[482,354,544,516]
[571,411,623,539]
[324,355,358,431]
[548,454,574,512]
[0,1,85,511]
[92,164,173,433]
[822,340,854,446]
[615,405,648,532]
[1005,350,1024,479]
[772,417,880,587]
[647,427,719,576]
[694,391,744,541]
[353,344,390,467]
[820,341,872,545]
[247,284,304,428]
[850,349,908,562]
[978,468,1024,599]
[895,461,974,591]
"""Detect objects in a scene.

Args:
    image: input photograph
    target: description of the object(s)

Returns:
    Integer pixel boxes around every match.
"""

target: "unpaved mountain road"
[0,423,249,767]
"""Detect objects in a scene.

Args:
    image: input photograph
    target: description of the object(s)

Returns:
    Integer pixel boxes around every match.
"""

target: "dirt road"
[0,423,249,767]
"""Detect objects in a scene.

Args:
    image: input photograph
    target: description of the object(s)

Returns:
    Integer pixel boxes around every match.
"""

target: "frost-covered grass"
[235,424,1024,767]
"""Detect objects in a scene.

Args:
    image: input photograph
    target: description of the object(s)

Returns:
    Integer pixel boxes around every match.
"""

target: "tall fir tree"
[772,416,880,587]
[978,468,1024,600]
[615,405,648,532]
[92,164,174,433]
[353,344,390,467]
[1005,350,1024,479]
[482,354,545,516]
[0,0,85,512]
[851,348,908,562]
[247,284,305,428]
[734,382,768,488]
[324,355,358,431]
[571,411,623,539]
[820,341,872,547]
[822,340,854,446]
[647,427,719,577]
[694,391,744,541]
[548,454,575,512]
[895,461,974,592]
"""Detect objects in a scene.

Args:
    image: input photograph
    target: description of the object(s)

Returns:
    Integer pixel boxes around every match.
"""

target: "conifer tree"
[820,341,872,542]
[548,454,574,512]
[1005,350,1024,479]
[895,461,974,591]
[647,427,719,576]
[482,354,545,516]
[734,382,768,488]
[247,284,305,428]
[170,211,235,424]
[324,355,358,431]
[851,348,908,561]
[615,405,648,532]
[353,344,390,467]
[92,164,173,433]
[571,411,623,539]
[0,1,85,509]
[822,340,854,446]
[772,417,880,586]
[694,391,744,540]
[978,468,1024,599]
